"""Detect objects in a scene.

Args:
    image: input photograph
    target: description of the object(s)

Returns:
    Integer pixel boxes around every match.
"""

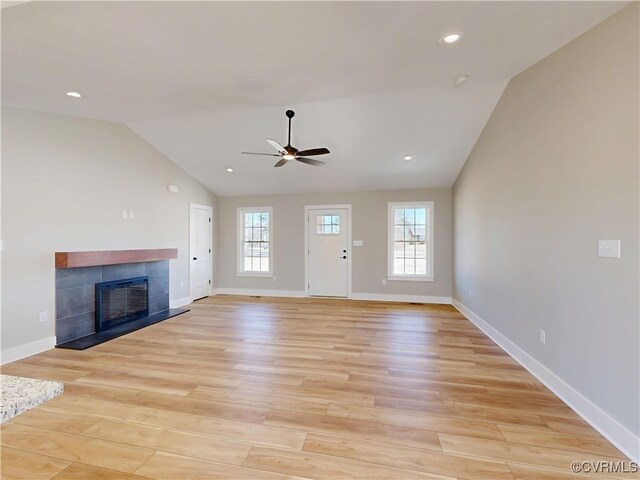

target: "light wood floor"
[0,296,634,480]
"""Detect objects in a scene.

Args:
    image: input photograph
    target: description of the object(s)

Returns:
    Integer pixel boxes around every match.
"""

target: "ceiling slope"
[1,1,627,194]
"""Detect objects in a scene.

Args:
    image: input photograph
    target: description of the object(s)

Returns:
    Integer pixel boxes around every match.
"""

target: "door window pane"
[316,214,340,235]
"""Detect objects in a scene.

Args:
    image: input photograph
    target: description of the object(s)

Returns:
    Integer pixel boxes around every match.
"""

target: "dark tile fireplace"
[54,249,188,350]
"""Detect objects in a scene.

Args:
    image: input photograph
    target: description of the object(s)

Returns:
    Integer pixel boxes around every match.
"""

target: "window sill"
[236,272,273,278]
[387,275,434,282]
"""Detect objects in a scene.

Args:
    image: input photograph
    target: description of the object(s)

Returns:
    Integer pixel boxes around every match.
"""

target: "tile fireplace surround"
[54,249,178,344]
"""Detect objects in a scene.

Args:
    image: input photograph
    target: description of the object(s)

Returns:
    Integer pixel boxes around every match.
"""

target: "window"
[237,207,272,276]
[316,215,340,235]
[388,201,434,281]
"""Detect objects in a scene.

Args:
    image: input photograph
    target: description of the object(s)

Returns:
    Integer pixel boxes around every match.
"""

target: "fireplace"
[95,276,149,332]
[55,249,189,350]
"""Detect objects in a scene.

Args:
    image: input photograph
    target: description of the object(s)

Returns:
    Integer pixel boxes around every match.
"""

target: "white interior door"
[190,204,212,300]
[307,208,349,297]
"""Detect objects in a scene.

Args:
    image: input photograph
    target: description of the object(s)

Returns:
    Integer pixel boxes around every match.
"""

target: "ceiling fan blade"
[266,138,286,154]
[241,152,281,156]
[274,158,288,167]
[296,157,325,166]
[296,148,330,157]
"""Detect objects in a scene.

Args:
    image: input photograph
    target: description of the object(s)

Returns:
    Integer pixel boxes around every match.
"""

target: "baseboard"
[216,288,306,298]
[0,336,57,365]
[452,298,639,463]
[351,293,451,304]
[216,288,452,304]
[170,296,193,309]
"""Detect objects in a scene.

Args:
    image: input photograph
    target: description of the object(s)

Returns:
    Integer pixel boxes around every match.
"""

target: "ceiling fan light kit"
[241,110,330,167]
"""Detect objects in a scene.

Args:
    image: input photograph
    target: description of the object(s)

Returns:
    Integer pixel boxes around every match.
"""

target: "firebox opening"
[95,276,149,332]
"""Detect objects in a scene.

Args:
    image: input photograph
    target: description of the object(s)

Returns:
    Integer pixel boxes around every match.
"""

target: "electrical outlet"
[381,279,386,285]
[539,329,546,345]
[39,311,48,323]
[469,290,473,299]
[180,281,184,288]
[273,276,277,282]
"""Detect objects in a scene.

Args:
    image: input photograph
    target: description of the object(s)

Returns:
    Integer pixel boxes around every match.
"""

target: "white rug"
[0,374,64,423]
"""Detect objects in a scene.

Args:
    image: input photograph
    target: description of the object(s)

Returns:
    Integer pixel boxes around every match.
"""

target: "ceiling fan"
[241,110,330,167]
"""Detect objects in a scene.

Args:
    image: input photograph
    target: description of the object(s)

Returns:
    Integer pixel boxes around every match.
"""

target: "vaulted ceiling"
[1,1,627,195]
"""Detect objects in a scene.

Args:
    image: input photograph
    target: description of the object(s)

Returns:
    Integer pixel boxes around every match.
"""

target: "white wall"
[218,188,452,300]
[453,4,639,457]
[1,107,218,354]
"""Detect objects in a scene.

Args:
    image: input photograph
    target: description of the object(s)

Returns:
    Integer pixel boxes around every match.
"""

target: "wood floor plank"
[265,409,441,451]
[51,463,153,480]
[135,451,309,480]
[374,395,550,429]
[236,380,376,407]
[41,394,157,423]
[0,447,70,480]
[303,432,514,480]
[244,445,455,480]
[126,390,269,424]
[326,402,505,441]
[506,462,623,480]
[7,407,102,435]
[498,424,624,457]
[0,424,154,473]
[187,385,330,416]
[83,418,253,465]
[440,389,576,418]
[540,415,608,437]
[143,409,308,450]
[439,433,631,479]
[75,371,197,396]
[0,363,89,382]
[233,361,350,381]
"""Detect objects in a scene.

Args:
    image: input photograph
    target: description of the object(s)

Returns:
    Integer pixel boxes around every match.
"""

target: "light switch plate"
[122,210,128,219]
[353,240,364,247]
[128,211,135,220]
[598,240,621,258]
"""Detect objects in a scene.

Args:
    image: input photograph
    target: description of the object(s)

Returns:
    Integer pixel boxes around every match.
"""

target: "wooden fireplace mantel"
[55,248,178,268]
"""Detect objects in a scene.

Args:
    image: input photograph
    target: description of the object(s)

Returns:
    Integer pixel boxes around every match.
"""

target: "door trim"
[304,204,352,298]
[190,202,213,301]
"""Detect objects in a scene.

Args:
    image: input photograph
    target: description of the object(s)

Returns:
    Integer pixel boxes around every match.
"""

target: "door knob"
[193,257,197,260]
[341,255,347,259]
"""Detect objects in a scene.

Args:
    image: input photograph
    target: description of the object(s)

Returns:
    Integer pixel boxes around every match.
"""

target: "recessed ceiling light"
[66,91,82,98]
[455,74,469,86]
[404,155,412,161]
[226,167,234,173]
[440,33,463,45]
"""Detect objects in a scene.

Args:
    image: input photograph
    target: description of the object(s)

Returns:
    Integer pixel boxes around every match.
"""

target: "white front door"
[307,208,349,297]
[190,204,212,300]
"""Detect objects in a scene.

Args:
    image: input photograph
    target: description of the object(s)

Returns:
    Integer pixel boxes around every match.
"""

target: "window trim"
[387,201,434,282]
[237,206,273,277]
